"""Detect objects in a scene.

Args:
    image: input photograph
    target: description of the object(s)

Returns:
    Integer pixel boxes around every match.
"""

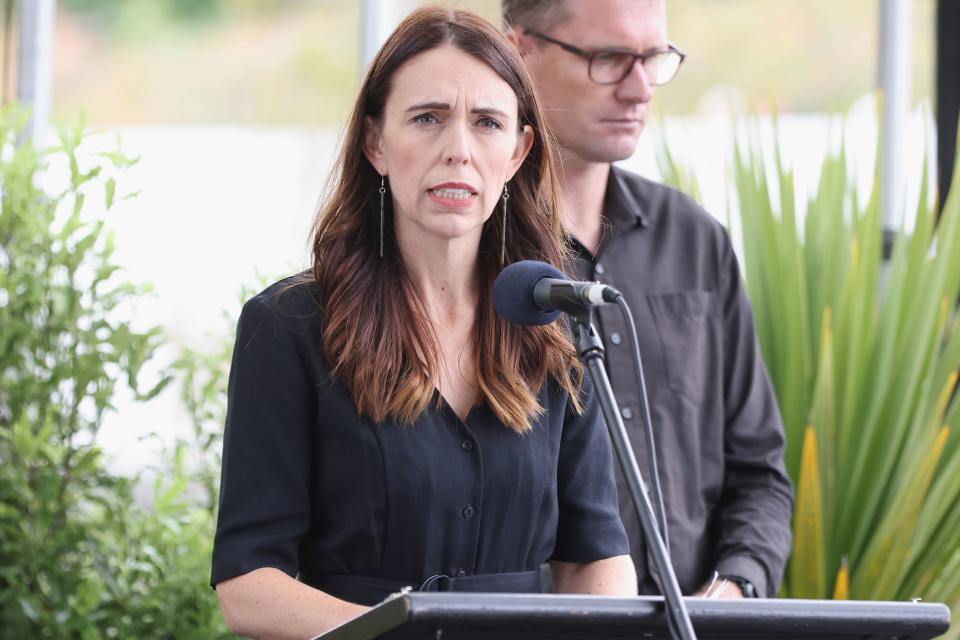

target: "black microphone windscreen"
[493,260,564,326]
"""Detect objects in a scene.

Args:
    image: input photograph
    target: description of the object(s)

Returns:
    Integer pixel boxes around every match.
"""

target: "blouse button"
[455,569,467,578]
[595,262,606,275]
[461,440,473,452]
[621,407,633,419]
[610,332,622,345]
[462,505,475,519]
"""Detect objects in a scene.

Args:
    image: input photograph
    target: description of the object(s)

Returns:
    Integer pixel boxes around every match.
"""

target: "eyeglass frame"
[522,28,686,86]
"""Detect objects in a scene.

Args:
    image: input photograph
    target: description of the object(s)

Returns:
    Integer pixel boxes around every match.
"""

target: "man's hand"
[693,579,745,598]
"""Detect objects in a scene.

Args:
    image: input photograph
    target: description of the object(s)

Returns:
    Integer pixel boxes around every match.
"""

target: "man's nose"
[441,120,472,166]
[615,59,655,104]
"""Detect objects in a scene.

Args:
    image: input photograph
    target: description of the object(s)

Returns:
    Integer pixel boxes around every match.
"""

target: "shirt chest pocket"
[645,291,719,405]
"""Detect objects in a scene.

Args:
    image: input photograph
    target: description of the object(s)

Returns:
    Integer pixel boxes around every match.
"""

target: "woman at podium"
[210,6,637,638]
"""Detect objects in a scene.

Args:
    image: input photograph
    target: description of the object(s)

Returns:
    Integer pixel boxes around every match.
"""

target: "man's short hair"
[502,0,667,33]
[501,0,571,31]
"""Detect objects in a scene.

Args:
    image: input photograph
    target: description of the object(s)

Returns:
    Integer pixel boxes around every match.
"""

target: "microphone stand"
[567,306,697,640]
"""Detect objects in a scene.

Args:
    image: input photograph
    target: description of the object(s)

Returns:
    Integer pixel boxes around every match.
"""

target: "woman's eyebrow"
[405,101,509,119]
[472,106,509,118]
[405,101,450,112]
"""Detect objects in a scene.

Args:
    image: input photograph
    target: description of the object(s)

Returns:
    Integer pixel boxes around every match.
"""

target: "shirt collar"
[604,164,649,229]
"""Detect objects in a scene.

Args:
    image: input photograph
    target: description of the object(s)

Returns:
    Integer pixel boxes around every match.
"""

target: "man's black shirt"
[569,165,794,597]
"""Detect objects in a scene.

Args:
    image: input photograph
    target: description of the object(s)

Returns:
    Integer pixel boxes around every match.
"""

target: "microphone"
[492,260,620,326]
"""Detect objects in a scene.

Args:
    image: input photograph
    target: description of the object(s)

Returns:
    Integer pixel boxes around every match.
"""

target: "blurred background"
[43,0,941,467]
[53,0,936,124]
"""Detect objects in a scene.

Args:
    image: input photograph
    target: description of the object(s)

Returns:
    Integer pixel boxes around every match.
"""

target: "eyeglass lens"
[589,50,682,86]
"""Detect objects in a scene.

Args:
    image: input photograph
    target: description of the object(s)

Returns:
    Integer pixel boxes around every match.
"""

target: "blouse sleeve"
[210,290,317,588]
[551,375,630,562]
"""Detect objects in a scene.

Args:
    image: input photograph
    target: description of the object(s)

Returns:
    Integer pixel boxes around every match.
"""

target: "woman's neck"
[396,228,481,325]
[396,224,482,420]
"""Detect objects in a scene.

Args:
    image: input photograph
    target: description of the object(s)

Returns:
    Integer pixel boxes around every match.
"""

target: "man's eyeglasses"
[524,28,685,86]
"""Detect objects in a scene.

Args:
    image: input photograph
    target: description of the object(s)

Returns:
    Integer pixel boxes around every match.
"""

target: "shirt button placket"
[457,423,482,580]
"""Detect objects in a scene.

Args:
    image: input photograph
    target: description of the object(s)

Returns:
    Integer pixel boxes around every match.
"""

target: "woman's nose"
[442,122,471,165]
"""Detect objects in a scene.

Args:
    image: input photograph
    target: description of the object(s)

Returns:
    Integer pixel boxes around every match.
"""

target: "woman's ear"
[507,124,534,181]
[362,116,386,175]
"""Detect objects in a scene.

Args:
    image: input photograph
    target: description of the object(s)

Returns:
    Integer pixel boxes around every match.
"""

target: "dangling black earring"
[501,182,509,265]
[379,175,386,258]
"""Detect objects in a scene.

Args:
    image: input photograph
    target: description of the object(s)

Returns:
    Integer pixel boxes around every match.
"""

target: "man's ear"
[362,116,386,175]
[507,28,541,68]
[506,24,535,56]
[507,124,535,181]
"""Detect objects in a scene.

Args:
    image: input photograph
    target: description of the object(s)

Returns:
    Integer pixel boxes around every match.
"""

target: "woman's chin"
[415,218,487,245]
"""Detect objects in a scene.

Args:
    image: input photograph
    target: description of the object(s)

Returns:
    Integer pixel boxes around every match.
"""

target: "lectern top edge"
[313,593,952,640]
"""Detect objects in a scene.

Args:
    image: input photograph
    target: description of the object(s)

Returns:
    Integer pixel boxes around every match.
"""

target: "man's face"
[517,0,667,165]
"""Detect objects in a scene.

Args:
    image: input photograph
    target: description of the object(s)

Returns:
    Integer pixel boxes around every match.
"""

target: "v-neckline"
[435,388,479,425]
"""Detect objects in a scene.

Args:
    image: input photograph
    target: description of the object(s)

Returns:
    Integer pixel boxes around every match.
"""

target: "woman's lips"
[427,182,478,208]
[427,187,477,208]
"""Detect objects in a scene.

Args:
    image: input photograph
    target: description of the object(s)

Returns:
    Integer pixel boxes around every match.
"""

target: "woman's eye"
[478,117,503,130]
[413,113,437,125]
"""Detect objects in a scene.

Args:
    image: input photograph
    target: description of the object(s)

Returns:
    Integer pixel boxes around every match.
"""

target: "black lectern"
[312,593,951,640]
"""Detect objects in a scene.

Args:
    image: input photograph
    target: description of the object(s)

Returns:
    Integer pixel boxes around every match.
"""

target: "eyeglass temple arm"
[522,28,592,60]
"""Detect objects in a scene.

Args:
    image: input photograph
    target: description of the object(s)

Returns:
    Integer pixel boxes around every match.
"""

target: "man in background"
[504,0,794,598]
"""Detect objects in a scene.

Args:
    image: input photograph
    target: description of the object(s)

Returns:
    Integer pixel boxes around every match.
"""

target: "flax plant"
[659,116,960,636]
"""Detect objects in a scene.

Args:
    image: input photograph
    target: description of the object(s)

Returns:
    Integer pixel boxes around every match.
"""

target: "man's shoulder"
[611,165,725,237]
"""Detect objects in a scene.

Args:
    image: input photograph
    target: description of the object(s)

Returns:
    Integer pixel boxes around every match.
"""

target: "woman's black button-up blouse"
[210,277,628,604]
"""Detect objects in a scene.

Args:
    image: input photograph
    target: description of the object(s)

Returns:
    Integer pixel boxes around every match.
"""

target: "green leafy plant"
[0,106,230,638]
[174,339,231,515]
[659,115,960,636]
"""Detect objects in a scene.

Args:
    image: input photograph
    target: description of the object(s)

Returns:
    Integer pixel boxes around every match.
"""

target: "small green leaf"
[12,417,37,459]
[18,596,40,623]
[105,177,116,210]
[72,192,85,218]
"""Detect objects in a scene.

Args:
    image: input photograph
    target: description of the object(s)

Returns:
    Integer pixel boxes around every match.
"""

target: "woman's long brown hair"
[311,6,581,433]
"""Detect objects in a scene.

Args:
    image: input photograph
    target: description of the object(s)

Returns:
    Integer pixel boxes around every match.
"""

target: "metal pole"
[360,0,406,77]
[17,0,56,146]
[878,0,912,250]
[936,0,960,216]
[3,0,14,104]
[571,317,696,640]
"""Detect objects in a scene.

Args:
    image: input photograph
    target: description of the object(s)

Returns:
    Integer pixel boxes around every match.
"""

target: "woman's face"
[364,44,533,249]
